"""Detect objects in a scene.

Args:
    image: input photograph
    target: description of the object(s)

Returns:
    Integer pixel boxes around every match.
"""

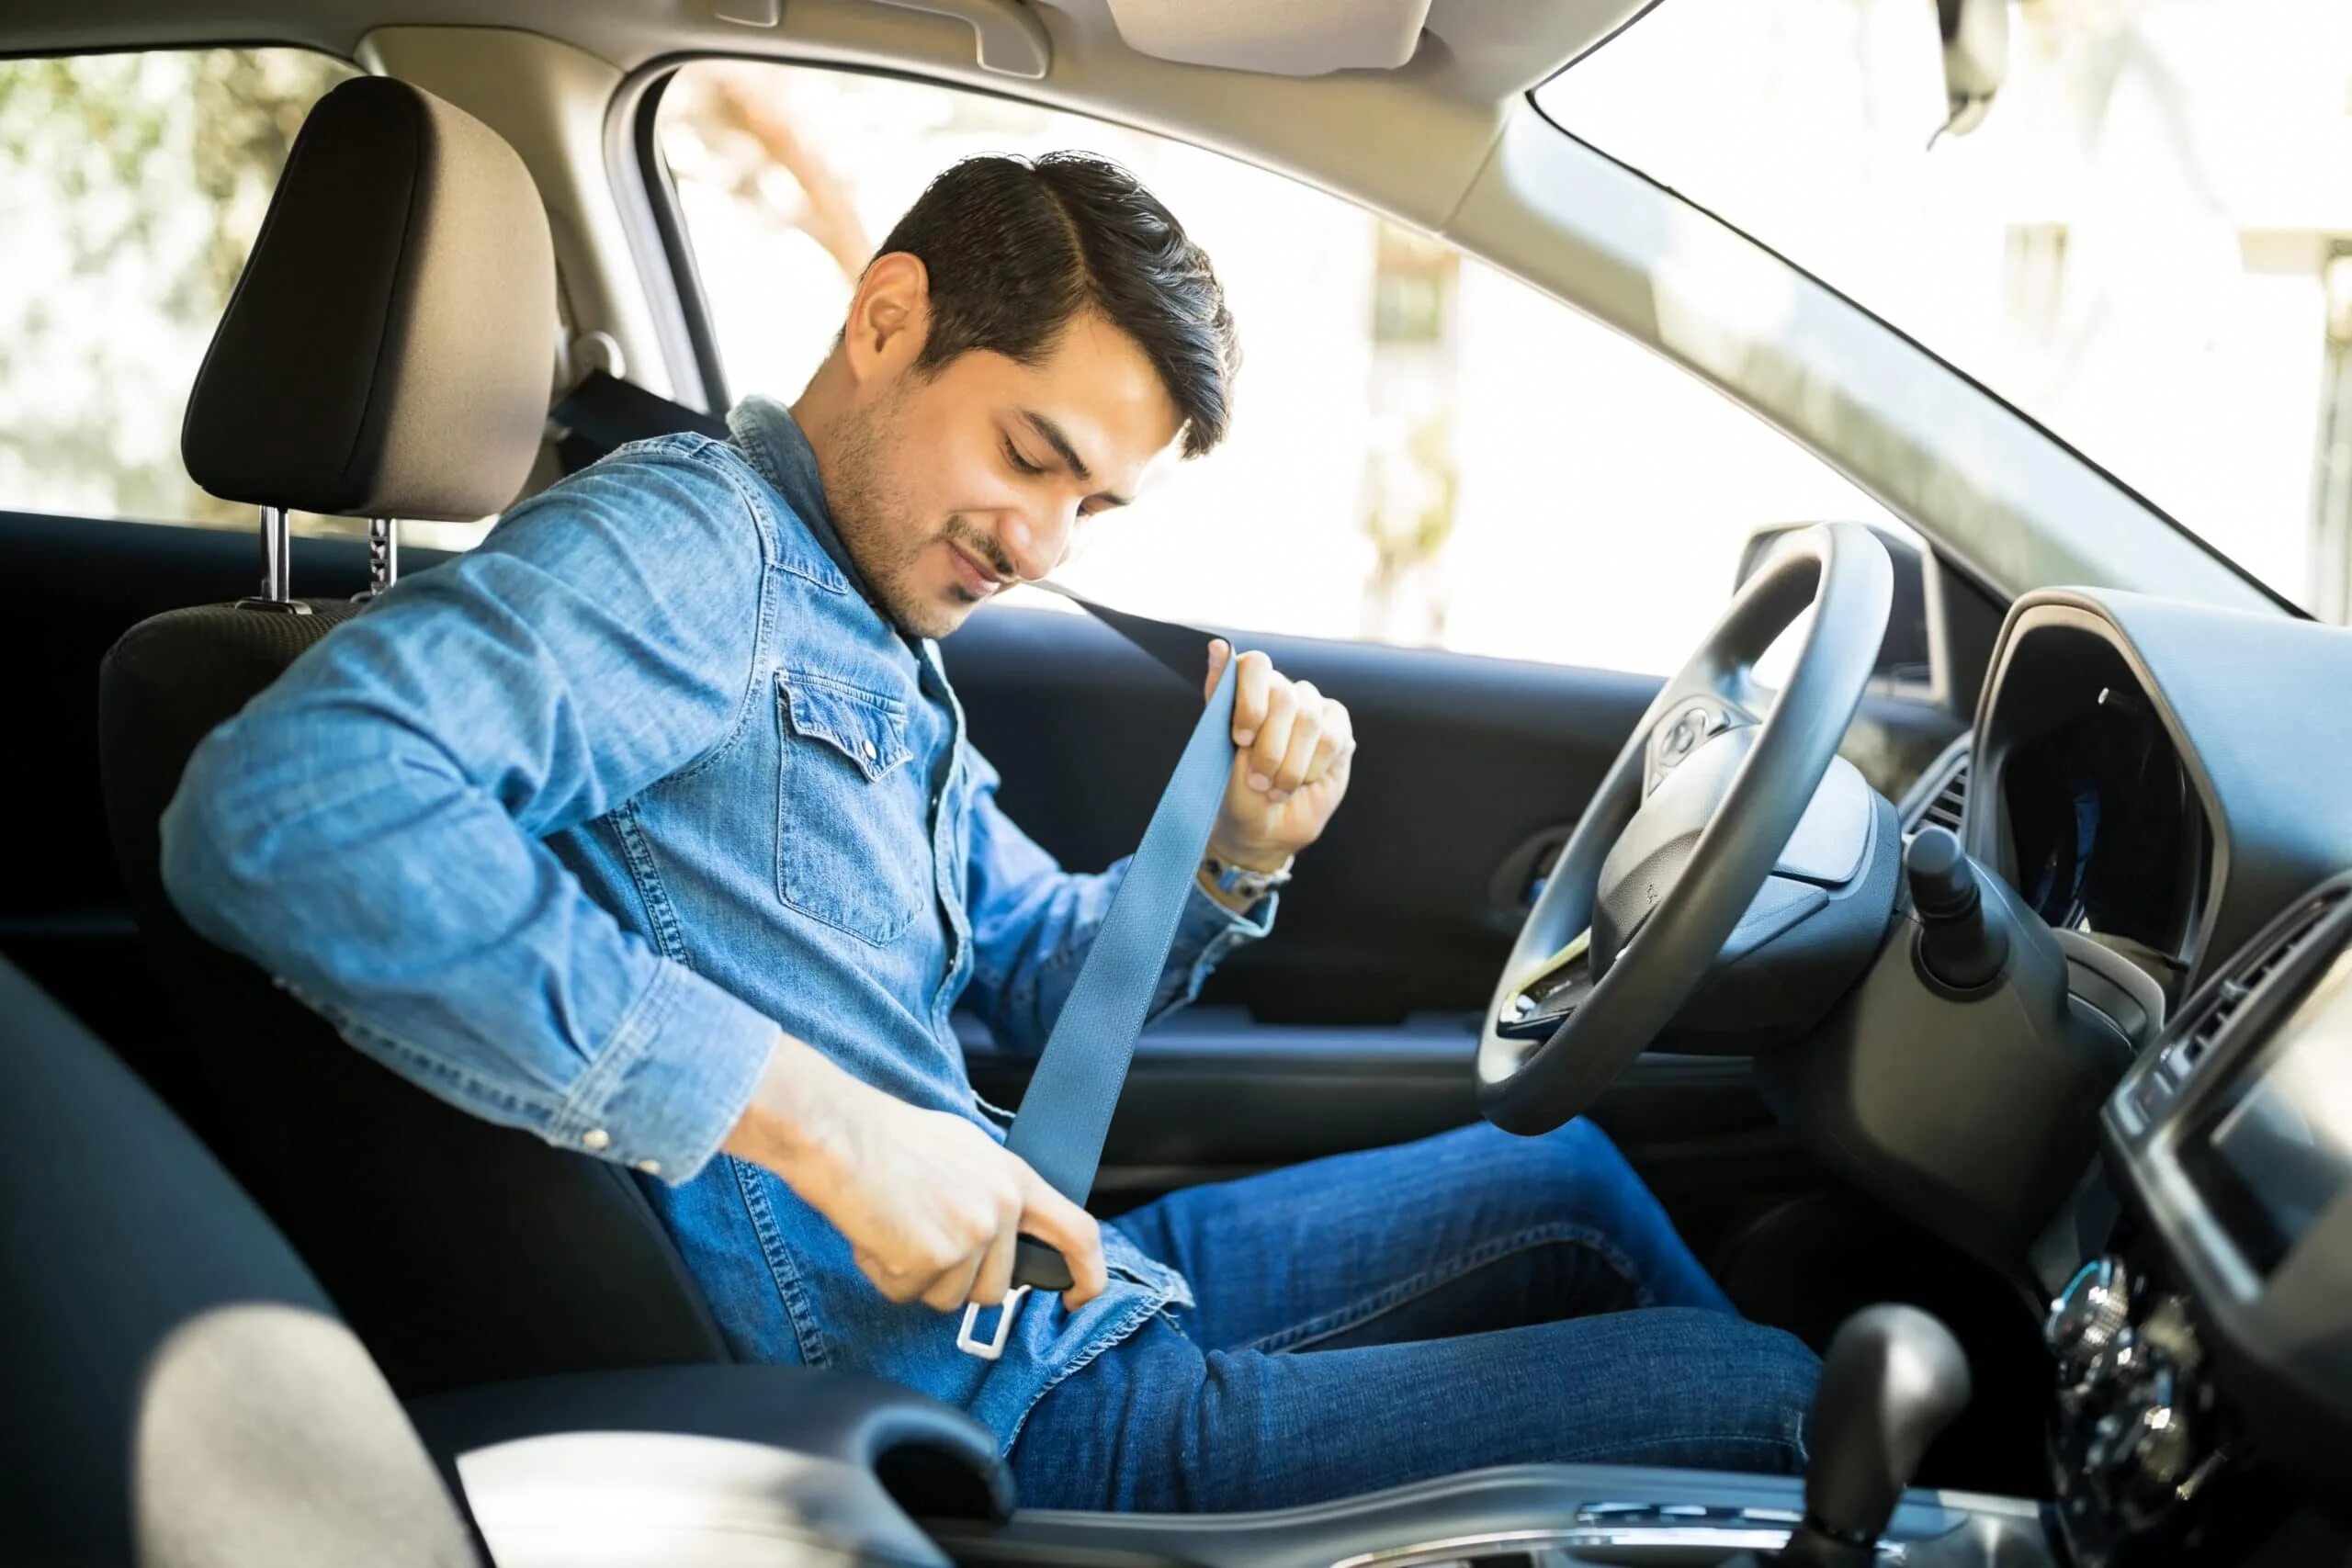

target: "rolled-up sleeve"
[959,744,1275,1058]
[162,436,780,1183]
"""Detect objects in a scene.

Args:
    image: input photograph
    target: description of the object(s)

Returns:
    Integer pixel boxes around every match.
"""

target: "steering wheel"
[1479,522,1894,1134]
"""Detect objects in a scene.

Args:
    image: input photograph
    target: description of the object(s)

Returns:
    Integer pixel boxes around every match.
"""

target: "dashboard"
[1955,590,2352,1564]
[1999,687,2204,985]
[2052,876,2352,1565]
[1968,591,2352,1014]
[2169,932,2352,1280]
[1975,610,2212,1002]
[1763,586,2352,1564]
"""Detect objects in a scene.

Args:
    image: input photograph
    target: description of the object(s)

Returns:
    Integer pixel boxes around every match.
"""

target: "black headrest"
[182,76,555,523]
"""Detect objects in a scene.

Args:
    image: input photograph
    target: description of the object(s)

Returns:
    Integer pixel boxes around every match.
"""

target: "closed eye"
[1001,436,1046,477]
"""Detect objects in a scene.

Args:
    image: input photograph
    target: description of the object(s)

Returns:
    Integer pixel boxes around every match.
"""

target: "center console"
[932,1303,2052,1567]
[934,1465,2048,1567]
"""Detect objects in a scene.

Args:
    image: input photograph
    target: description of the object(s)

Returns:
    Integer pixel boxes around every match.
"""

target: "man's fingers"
[1303,699,1354,788]
[1232,650,1274,748]
[1304,728,1349,791]
[855,1246,925,1305]
[1247,679,1297,795]
[921,1251,984,1314]
[970,1214,1021,1307]
[1014,1166,1108,1308]
[1203,638,1230,705]
[1271,681,1324,794]
[853,1247,890,1293]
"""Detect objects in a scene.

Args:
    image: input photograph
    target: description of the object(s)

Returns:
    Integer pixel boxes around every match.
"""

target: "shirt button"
[581,1128,611,1152]
[635,1158,662,1176]
[862,739,878,760]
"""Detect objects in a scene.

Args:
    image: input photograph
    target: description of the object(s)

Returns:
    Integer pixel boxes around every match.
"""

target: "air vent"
[2175,889,2349,1074]
[1905,749,1970,836]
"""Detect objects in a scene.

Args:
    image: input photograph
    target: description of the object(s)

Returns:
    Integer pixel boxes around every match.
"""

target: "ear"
[842,252,932,388]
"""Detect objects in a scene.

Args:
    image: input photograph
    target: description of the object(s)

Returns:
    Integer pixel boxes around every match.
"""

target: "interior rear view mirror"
[1936,0,2008,138]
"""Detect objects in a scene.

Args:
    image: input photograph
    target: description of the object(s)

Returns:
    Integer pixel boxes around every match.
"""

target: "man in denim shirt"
[164,153,1816,1512]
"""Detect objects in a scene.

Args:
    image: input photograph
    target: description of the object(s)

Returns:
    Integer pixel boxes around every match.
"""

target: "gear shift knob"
[1784,1304,1971,1567]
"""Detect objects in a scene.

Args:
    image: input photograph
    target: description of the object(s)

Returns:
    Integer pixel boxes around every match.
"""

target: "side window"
[656,62,1898,675]
[0,49,388,540]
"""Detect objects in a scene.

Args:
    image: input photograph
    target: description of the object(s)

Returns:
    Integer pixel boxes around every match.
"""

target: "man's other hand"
[1203,639,1355,872]
[722,1033,1108,1314]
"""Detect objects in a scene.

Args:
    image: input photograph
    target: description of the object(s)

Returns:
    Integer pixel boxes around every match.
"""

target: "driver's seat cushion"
[97,74,730,1395]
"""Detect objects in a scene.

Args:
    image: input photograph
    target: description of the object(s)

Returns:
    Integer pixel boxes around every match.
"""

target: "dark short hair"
[870,152,1239,457]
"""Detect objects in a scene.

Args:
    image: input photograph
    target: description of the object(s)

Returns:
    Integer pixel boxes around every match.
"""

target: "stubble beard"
[828,391,1015,642]
[827,390,955,640]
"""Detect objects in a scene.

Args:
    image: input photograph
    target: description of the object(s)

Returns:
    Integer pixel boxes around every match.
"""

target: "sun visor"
[1103,0,1432,76]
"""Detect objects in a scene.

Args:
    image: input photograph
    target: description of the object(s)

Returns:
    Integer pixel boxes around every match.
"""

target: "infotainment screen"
[2178,948,2352,1275]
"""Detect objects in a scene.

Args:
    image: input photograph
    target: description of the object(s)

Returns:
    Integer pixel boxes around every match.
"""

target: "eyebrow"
[1019,409,1131,509]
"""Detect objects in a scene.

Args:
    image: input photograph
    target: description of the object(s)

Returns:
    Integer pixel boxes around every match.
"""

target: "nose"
[995,503,1074,583]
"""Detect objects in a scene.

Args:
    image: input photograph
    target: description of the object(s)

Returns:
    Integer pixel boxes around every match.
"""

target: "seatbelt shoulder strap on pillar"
[548,371,729,476]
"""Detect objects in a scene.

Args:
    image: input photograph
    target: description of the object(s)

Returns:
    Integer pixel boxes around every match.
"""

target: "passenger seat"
[0,954,485,1566]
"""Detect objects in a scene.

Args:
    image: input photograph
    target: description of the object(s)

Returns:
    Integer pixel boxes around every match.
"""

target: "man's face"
[823,310,1184,640]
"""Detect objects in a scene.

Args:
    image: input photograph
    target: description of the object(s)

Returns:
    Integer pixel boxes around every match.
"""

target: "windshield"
[1537,0,2352,623]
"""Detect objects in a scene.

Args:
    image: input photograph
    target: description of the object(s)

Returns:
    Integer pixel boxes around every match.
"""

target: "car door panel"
[945,604,1826,1208]
[948,603,1662,1027]
[965,1011,1779,1210]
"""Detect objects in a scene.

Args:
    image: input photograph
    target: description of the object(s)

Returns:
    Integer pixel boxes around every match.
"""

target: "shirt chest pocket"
[775,671,933,945]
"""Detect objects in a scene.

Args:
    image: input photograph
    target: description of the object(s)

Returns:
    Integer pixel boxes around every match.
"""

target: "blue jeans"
[1009,1118,1819,1512]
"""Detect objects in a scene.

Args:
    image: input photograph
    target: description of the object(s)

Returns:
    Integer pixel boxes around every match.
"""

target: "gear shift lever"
[1782,1304,1971,1566]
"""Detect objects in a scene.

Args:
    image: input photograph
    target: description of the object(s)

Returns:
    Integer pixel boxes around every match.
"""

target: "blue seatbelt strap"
[957,588,1238,1359]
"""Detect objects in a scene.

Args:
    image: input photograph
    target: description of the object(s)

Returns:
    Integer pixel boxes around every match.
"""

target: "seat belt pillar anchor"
[956,1284,1031,1360]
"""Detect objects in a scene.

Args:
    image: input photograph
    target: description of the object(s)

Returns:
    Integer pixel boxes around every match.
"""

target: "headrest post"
[237,504,312,616]
[361,516,399,599]
[262,504,291,601]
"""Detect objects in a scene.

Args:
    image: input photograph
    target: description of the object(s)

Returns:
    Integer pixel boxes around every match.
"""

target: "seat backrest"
[96,75,729,1396]
[0,956,484,1568]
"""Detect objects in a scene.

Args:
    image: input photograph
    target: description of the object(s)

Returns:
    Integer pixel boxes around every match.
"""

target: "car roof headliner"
[0,0,1637,112]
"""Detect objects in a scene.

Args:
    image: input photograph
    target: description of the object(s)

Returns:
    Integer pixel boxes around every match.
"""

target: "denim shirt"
[161,395,1274,1450]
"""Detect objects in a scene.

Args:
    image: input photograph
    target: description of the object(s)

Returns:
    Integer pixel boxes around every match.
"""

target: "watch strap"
[1204,852,1294,899]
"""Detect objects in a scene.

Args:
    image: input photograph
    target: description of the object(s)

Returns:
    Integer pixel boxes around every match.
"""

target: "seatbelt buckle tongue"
[956,1284,1032,1360]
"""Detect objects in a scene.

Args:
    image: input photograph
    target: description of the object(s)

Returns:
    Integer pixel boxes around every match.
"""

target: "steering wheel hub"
[1477,523,1895,1134]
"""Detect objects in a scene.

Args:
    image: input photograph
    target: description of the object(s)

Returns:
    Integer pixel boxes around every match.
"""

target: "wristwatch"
[1203,852,1294,902]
